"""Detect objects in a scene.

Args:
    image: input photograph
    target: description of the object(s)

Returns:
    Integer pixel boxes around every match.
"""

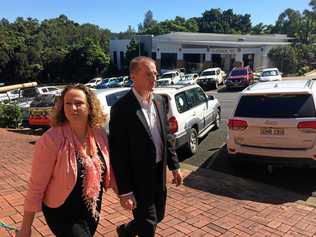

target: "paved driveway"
[2,129,316,236]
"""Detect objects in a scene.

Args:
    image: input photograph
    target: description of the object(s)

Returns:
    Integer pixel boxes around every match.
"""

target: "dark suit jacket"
[109,90,180,203]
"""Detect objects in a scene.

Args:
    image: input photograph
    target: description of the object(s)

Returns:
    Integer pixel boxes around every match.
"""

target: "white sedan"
[259,68,282,82]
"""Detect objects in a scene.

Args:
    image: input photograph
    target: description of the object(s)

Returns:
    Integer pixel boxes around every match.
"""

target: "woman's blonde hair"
[50,84,106,128]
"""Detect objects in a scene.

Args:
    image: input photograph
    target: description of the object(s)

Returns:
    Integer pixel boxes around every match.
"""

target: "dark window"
[230,69,247,76]
[21,88,38,98]
[120,51,124,68]
[175,92,189,113]
[152,52,157,60]
[113,51,117,65]
[106,90,129,106]
[235,94,316,118]
[194,87,207,105]
[30,94,56,107]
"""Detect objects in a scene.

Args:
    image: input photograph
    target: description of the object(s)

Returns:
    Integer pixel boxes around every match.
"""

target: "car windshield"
[156,80,170,86]
[30,95,56,107]
[234,94,316,118]
[160,73,173,79]
[106,90,129,106]
[230,69,247,76]
[201,71,215,76]
[101,79,109,84]
[262,70,278,76]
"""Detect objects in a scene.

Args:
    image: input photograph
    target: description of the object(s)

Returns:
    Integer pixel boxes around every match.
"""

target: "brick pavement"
[1,128,316,236]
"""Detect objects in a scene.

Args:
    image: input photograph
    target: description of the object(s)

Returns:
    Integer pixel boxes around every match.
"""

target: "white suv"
[157,70,184,86]
[227,80,316,166]
[154,84,221,155]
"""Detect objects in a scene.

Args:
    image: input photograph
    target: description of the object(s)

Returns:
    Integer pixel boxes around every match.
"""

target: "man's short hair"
[129,56,156,74]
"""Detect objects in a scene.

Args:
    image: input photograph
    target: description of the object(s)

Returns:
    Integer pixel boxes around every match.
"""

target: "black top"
[43,147,106,222]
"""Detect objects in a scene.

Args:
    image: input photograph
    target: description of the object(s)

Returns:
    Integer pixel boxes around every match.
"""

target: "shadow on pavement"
[7,128,45,136]
[183,145,310,205]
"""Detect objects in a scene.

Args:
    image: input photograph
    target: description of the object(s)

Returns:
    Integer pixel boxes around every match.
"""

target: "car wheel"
[214,109,221,129]
[185,128,198,156]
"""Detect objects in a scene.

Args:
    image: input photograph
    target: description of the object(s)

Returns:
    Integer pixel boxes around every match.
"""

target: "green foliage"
[197,9,251,34]
[0,103,22,128]
[268,46,298,74]
[0,15,111,85]
[124,39,146,72]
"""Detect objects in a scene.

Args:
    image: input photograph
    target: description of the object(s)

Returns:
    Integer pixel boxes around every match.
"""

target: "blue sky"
[0,0,312,32]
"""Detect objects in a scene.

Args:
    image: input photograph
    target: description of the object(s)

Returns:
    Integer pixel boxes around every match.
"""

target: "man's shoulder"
[111,89,133,111]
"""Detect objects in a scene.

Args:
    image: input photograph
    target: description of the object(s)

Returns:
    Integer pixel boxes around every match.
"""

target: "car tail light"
[297,121,316,130]
[228,119,248,130]
[168,116,178,133]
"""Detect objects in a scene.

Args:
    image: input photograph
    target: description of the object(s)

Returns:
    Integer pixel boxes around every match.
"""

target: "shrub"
[0,103,23,128]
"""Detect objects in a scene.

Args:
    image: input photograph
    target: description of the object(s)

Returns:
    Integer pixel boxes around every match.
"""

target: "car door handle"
[192,112,196,116]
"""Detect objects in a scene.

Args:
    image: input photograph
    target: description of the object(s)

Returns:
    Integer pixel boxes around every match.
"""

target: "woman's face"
[63,89,89,125]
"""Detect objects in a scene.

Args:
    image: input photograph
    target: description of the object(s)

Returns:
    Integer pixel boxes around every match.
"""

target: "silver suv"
[154,84,221,155]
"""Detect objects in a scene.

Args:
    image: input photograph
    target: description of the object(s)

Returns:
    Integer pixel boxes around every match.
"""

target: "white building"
[110,32,291,73]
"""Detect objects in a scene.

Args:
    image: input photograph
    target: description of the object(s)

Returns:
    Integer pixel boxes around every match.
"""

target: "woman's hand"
[15,227,31,237]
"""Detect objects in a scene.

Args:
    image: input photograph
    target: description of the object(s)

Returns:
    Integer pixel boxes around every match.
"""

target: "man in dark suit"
[109,56,182,237]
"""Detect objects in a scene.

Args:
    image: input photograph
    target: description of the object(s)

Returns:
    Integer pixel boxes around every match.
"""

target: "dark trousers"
[126,161,167,237]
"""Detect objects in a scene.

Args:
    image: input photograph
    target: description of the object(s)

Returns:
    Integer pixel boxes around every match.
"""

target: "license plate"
[260,127,284,136]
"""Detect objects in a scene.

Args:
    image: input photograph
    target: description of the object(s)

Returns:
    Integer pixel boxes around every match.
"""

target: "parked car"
[20,86,61,98]
[177,73,199,85]
[95,87,130,132]
[197,67,225,90]
[95,77,117,89]
[154,84,221,155]
[225,67,254,89]
[85,77,103,88]
[259,68,282,82]
[227,79,316,167]
[28,94,59,129]
[159,70,184,85]
[123,79,133,87]
[0,89,20,103]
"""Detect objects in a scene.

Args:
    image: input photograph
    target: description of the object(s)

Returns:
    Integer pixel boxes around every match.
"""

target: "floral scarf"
[71,126,103,220]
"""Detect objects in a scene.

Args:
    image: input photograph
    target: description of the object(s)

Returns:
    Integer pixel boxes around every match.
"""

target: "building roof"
[154,32,291,43]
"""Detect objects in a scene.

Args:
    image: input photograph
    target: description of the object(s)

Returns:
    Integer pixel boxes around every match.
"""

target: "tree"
[124,38,146,72]
[143,10,156,29]
[268,46,298,74]
[197,8,251,34]
[273,8,302,37]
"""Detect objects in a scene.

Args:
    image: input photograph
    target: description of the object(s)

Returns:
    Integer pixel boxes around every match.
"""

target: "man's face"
[132,61,157,93]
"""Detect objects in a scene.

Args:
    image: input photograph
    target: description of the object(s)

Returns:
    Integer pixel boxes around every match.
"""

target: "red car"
[225,67,254,89]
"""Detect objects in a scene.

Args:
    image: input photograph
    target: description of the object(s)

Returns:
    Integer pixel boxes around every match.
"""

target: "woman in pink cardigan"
[16,84,115,237]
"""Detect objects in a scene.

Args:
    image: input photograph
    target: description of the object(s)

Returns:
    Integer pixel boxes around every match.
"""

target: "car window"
[41,88,48,93]
[262,70,278,76]
[175,91,189,113]
[234,94,316,118]
[21,88,38,97]
[194,87,207,105]
[184,89,197,108]
[48,87,58,91]
[201,71,215,76]
[230,69,247,76]
[30,95,56,107]
[105,90,129,106]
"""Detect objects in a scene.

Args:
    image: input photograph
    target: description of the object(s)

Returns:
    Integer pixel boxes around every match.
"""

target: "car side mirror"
[208,95,214,100]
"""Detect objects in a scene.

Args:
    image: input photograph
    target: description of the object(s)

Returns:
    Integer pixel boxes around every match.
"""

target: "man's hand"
[172,169,183,186]
[119,194,137,210]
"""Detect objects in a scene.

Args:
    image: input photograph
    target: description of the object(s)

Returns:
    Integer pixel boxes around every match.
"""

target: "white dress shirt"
[132,88,163,163]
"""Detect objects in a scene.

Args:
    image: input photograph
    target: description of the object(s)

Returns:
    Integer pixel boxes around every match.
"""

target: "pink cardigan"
[24,124,113,212]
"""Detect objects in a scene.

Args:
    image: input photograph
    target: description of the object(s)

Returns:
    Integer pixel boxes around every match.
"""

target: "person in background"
[16,84,115,237]
[109,56,183,237]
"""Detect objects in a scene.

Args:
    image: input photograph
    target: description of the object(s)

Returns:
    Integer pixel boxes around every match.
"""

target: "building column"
[176,48,184,68]
[204,49,212,69]
[156,59,161,72]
